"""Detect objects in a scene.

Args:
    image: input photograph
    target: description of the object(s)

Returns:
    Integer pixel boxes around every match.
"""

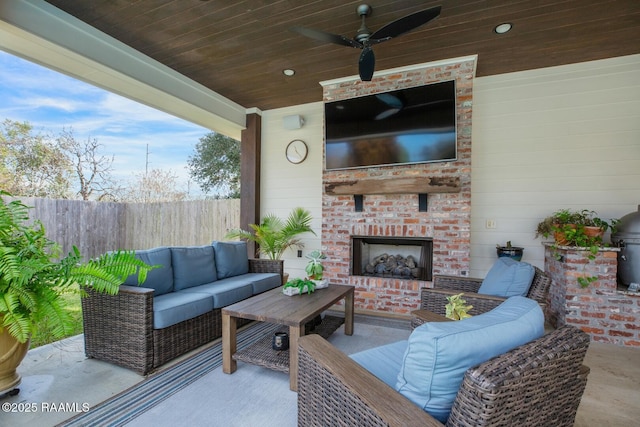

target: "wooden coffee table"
[222,284,354,391]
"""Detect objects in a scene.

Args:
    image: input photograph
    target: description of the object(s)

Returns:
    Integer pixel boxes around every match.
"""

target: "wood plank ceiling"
[45,0,640,111]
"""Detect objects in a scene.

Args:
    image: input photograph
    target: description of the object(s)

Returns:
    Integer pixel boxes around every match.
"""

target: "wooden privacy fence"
[5,197,240,260]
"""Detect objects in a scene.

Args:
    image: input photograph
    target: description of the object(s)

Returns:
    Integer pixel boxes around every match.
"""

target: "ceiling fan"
[290,4,441,81]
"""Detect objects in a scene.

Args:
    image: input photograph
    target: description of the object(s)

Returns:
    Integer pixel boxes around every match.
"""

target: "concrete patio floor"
[2,317,639,427]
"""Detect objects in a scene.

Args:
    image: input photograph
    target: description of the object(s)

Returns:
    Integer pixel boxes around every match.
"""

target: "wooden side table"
[410,309,453,329]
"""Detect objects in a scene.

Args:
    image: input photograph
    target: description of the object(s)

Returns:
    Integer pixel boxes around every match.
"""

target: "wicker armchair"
[412,266,551,328]
[298,325,590,427]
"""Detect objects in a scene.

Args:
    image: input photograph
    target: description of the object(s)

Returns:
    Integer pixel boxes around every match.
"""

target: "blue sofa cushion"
[477,257,535,297]
[350,340,408,388]
[152,291,213,329]
[212,241,249,279]
[171,246,217,290]
[396,297,544,423]
[123,247,173,296]
[181,276,254,308]
[245,273,282,294]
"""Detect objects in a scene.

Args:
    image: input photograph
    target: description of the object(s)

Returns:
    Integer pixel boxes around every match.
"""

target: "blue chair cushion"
[171,246,217,290]
[477,257,535,297]
[213,241,249,279]
[181,276,254,308]
[350,340,408,388]
[245,273,282,294]
[152,291,213,329]
[396,296,544,423]
[123,247,173,296]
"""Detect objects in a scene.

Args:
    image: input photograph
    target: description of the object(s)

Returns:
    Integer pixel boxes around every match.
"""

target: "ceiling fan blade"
[376,93,404,109]
[359,46,375,81]
[290,26,362,48]
[375,108,401,120]
[369,5,441,42]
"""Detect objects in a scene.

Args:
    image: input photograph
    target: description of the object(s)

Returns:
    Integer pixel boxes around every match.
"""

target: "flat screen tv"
[324,80,457,170]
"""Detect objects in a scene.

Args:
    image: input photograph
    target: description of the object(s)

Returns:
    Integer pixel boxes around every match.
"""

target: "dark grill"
[612,205,640,288]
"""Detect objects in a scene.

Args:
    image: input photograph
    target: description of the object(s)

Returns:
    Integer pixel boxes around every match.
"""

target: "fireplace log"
[365,254,421,279]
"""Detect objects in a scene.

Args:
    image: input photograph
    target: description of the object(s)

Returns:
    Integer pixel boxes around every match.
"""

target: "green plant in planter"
[0,193,156,344]
[284,278,316,295]
[535,209,583,239]
[225,207,315,260]
[535,208,619,288]
[305,250,326,280]
[535,209,617,244]
[445,293,473,320]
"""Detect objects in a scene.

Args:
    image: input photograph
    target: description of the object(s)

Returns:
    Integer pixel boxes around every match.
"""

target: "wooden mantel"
[324,176,460,196]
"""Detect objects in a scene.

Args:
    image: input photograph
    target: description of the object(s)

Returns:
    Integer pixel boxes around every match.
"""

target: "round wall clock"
[285,139,308,164]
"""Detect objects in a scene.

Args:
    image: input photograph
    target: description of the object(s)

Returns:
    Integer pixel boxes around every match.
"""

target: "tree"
[187,132,240,198]
[0,119,72,198]
[56,128,121,201]
[121,168,187,203]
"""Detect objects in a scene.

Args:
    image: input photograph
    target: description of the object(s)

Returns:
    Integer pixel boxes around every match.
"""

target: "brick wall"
[545,244,640,347]
[321,57,476,315]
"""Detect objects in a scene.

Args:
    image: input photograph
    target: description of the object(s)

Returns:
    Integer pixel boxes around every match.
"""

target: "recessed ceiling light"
[283,69,295,77]
[494,23,513,34]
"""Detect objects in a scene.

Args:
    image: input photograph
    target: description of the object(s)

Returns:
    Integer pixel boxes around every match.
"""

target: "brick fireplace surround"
[321,56,476,315]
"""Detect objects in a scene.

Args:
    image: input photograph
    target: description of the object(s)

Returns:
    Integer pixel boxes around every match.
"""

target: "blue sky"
[0,50,212,196]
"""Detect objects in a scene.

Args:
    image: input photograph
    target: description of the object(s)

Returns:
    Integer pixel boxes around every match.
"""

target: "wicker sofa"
[81,241,282,375]
[298,320,590,427]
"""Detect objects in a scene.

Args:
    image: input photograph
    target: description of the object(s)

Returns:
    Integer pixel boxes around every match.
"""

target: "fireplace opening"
[351,236,432,281]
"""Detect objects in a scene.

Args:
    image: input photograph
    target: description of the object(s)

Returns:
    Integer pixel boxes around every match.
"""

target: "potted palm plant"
[0,193,154,396]
[225,207,316,284]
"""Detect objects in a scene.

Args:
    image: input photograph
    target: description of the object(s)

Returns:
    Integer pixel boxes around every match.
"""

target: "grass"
[30,291,83,349]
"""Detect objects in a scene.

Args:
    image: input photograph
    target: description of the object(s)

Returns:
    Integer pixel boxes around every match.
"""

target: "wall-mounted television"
[324,80,457,170]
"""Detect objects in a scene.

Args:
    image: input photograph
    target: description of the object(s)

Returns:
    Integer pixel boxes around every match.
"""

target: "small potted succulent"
[304,250,328,288]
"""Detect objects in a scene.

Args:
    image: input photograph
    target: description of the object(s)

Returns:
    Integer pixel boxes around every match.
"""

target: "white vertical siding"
[471,54,640,276]
[260,102,324,279]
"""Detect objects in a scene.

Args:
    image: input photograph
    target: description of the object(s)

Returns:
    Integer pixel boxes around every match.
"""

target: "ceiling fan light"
[494,23,513,34]
[283,69,295,77]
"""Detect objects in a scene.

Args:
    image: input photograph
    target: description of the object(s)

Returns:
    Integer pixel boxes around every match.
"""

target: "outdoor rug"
[57,315,344,427]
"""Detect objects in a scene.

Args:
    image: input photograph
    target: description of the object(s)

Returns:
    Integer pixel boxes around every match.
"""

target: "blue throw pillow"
[171,246,217,290]
[395,296,544,423]
[477,257,535,297]
[212,241,249,279]
[123,247,173,296]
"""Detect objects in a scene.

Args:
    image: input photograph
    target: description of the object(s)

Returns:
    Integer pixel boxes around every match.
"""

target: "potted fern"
[0,193,154,396]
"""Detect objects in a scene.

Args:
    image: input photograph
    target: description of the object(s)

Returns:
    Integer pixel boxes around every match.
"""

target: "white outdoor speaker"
[283,114,305,130]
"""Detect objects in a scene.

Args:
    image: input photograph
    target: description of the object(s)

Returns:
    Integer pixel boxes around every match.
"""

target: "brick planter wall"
[321,57,476,315]
[545,244,640,347]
